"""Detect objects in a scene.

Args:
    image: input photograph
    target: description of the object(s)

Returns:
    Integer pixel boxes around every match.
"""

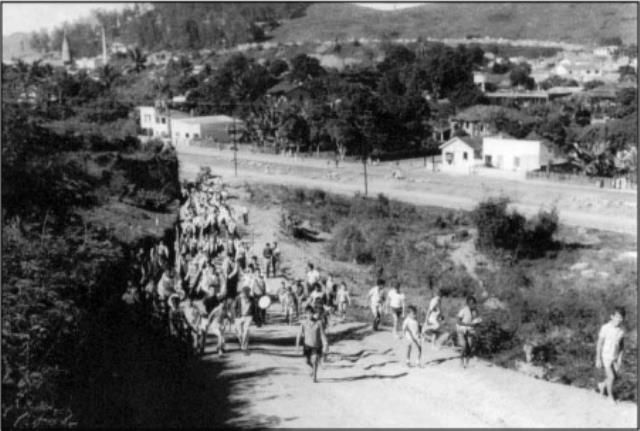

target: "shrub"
[472,197,558,258]
[327,221,373,263]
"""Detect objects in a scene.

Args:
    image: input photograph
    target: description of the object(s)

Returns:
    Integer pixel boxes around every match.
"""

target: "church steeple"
[61,30,71,64]
[101,25,108,65]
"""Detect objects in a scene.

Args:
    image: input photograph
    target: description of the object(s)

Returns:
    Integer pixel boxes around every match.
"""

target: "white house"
[482,134,553,172]
[439,136,483,173]
[171,115,244,147]
[138,106,189,138]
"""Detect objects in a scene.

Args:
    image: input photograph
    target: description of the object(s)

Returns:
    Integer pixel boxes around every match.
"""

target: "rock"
[515,360,548,380]
[569,262,589,271]
[484,297,507,311]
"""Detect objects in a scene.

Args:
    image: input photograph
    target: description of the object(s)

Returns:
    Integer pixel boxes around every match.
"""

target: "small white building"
[171,115,244,147]
[482,134,553,172]
[138,106,189,138]
[439,136,483,173]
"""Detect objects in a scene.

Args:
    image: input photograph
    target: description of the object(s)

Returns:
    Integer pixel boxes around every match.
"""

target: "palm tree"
[127,46,147,73]
[98,64,121,90]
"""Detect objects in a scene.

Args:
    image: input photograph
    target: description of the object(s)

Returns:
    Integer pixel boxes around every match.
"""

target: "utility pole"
[359,110,371,196]
[233,115,238,177]
[363,143,368,196]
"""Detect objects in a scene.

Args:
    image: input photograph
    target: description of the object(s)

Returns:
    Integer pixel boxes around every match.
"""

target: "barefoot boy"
[596,306,625,403]
[402,306,422,367]
[296,305,328,383]
[457,295,481,368]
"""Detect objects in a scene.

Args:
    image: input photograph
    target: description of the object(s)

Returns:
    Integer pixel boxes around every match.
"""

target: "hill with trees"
[271,3,637,46]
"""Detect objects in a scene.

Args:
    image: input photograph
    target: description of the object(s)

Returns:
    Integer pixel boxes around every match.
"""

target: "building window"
[445,152,454,165]
[484,155,492,167]
[194,133,199,139]
[161,117,166,124]
[185,133,190,138]
[463,152,468,161]
[514,157,520,168]
[155,117,160,124]
[175,132,179,137]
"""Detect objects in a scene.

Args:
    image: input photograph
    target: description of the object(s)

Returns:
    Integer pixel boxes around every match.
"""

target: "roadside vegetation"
[247,183,636,401]
[2,65,180,426]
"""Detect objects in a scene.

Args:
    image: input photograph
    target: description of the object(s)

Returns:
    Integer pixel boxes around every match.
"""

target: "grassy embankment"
[246,183,637,401]
[1,110,190,428]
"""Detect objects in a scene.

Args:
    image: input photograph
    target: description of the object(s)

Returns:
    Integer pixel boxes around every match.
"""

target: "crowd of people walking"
[121,173,627,397]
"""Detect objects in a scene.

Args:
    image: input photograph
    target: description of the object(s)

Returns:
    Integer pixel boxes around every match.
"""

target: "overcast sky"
[2,3,130,35]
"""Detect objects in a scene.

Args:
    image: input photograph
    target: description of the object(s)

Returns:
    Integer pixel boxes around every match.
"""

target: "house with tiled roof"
[439,136,484,173]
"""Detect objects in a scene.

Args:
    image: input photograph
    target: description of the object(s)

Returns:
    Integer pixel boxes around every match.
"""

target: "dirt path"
[203,318,636,428]
[177,148,637,236]
[181,181,636,428]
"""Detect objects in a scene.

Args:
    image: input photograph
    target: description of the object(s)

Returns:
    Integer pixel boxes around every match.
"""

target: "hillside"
[271,3,637,46]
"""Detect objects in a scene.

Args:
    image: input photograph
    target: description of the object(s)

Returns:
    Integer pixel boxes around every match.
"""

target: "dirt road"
[203,317,636,428]
[178,184,636,429]
[177,147,637,236]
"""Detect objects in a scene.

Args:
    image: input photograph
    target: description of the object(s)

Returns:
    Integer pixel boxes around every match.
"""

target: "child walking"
[296,305,328,383]
[336,282,351,320]
[402,306,422,367]
[595,306,626,403]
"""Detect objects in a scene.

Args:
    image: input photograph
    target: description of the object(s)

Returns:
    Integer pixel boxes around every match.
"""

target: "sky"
[2,3,130,35]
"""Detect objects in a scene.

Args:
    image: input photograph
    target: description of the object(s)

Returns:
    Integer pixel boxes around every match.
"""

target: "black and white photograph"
[1,1,638,428]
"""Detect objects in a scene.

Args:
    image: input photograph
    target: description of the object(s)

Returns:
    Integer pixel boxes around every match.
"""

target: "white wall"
[171,120,202,146]
[440,138,480,173]
[482,137,550,172]
[139,107,171,137]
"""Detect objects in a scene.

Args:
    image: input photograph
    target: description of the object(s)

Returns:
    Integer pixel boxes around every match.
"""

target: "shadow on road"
[321,372,409,383]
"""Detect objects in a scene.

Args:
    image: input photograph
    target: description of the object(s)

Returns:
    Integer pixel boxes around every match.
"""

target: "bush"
[472,197,558,259]
[327,221,373,263]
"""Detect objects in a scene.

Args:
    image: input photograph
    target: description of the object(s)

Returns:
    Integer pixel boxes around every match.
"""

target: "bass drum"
[258,295,272,310]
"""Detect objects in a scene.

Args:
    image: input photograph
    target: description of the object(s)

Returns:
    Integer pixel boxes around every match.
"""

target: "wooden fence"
[525,171,637,190]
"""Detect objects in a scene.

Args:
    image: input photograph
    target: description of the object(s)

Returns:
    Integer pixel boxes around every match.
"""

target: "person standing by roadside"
[367,279,386,331]
[596,306,626,403]
[262,243,273,278]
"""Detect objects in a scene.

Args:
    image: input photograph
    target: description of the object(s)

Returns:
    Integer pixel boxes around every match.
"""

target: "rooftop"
[172,115,242,125]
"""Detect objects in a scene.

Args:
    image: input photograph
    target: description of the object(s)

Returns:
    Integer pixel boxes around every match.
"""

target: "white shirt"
[368,286,383,306]
[599,322,625,362]
[428,296,440,313]
[402,316,420,341]
[307,269,320,286]
[388,289,405,309]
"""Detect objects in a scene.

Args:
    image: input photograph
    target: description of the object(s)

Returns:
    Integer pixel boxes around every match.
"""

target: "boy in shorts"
[595,306,626,403]
[402,305,422,367]
[336,282,351,320]
[296,305,328,383]
[386,282,406,339]
[457,295,481,368]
